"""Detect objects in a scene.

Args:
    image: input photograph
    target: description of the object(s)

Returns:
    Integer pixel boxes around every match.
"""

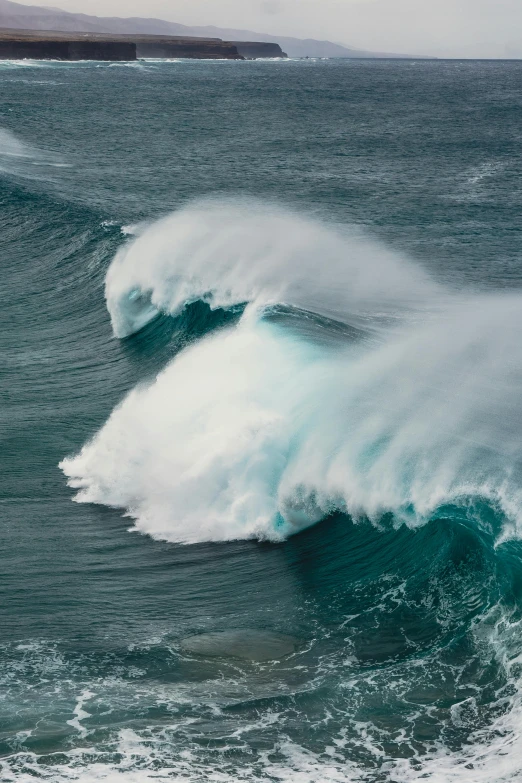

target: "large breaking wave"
[60,199,522,544]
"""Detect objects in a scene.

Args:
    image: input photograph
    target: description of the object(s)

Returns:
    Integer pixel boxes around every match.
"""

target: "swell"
[61,199,522,544]
[2,515,522,783]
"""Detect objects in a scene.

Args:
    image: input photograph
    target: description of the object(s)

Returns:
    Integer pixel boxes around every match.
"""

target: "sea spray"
[0,127,69,180]
[61,287,522,542]
[105,198,437,338]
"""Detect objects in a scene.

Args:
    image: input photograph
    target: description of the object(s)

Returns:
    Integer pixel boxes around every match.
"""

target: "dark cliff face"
[135,39,243,59]
[0,37,136,60]
[232,41,287,59]
[0,29,244,60]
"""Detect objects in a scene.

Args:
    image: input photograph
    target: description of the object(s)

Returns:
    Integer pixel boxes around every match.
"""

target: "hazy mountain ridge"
[0,0,415,58]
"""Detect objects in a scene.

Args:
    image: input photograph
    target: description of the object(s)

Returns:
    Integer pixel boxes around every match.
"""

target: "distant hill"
[187,27,411,59]
[0,0,420,58]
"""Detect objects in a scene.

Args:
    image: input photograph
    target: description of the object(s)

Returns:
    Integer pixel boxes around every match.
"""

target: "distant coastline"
[0,0,429,59]
[0,28,290,60]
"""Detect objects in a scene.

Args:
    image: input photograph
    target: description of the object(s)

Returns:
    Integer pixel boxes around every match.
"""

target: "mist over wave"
[105,199,437,339]
[61,200,522,543]
[0,127,69,181]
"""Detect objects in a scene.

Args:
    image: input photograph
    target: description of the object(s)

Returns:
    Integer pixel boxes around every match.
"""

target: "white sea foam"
[66,689,95,737]
[4,684,522,783]
[0,59,44,68]
[389,607,522,783]
[5,78,65,84]
[0,738,366,783]
[4,611,522,782]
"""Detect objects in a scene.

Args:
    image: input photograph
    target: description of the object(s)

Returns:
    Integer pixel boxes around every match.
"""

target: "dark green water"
[2,58,522,782]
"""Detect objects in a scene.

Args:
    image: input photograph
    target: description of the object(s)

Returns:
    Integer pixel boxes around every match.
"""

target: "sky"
[21,0,522,57]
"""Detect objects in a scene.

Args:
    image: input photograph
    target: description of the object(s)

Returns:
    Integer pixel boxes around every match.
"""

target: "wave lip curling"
[105,198,436,339]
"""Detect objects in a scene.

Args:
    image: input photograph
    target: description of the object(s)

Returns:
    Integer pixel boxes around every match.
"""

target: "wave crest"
[105,199,436,338]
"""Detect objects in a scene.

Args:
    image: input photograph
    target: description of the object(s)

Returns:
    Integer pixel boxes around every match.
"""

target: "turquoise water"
[2,58,522,781]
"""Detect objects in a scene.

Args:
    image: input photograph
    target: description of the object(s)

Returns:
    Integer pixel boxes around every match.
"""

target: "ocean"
[2,56,522,782]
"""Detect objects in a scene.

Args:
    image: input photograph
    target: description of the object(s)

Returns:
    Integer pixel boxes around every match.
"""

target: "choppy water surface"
[2,58,522,782]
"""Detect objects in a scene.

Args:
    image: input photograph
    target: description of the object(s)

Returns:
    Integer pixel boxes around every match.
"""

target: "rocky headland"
[232,41,287,59]
[0,29,289,61]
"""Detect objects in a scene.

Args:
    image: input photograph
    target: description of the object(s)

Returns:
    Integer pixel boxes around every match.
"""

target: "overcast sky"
[26,0,522,57]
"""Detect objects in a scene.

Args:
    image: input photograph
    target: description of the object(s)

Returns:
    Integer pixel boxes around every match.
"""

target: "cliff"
[133,35,242,60]
[0,29,244,60]
[0,30,136,60]
[232,41,286,59]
